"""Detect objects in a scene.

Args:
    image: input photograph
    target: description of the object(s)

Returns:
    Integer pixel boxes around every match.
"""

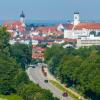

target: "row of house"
[30,12,100,48]
[3,12,100,60]
[32,45,45,60]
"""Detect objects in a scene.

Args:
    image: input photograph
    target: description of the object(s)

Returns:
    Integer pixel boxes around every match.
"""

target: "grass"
[49,80,79,100]
[0,94,23,100]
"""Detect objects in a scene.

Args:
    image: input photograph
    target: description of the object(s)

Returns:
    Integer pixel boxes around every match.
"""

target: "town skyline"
[0,0,100,20]
[0,1,100,100]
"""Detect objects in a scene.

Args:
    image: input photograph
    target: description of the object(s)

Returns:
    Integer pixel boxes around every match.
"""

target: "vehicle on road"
[32,65,36,68]
[62,92,68,97]
[42,66,47,77]
[44,80,48,83]
[29,64,36,68]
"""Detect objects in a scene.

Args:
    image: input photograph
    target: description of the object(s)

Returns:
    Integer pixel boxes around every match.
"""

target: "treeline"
[44,44,100,100]
[0,27,58,100]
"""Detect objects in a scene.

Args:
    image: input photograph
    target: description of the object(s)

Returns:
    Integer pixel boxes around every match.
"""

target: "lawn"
[49,80,80,100]
[0,94,23,100]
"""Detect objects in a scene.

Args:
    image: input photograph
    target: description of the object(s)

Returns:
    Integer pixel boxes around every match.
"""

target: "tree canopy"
[44,45,100,100]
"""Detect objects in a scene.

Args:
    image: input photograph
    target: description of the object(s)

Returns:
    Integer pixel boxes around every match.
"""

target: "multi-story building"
[77,35,100,48]
[64,12,100,39]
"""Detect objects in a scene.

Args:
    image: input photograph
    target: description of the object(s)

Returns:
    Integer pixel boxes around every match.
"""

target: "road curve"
[26,66,73,100]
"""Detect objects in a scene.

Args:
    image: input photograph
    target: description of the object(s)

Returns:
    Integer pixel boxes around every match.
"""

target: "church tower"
[20,11,25,26]
[74,12,80,25]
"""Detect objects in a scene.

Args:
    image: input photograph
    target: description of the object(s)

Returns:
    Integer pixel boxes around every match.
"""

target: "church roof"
[64,23,100,30]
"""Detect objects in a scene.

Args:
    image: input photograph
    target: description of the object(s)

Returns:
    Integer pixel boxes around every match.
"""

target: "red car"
[63,92,68,97]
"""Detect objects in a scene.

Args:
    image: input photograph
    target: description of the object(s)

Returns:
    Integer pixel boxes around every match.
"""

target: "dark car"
[32,65,35,68]
[62,92,68,97]
[44,80,48,83]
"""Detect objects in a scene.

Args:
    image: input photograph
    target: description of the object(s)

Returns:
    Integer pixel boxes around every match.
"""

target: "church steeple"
[20,11,25,27]
[20,10,25,18]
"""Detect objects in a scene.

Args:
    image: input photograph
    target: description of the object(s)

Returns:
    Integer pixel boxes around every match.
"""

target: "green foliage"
[38,43,47,48]
[17,82,57,100]
[44,44,65,62]
[0,94,23,100]
[0,27,10,56]
[0,27,59,100]
[9,44,32,69]
[44,45,100,100]
[15,71,29,86]
[0,27,10,48]
[31,59,42,64]
[0,56,20,95]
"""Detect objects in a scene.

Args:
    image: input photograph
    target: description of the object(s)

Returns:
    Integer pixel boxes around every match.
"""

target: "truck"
[42,66,47,77]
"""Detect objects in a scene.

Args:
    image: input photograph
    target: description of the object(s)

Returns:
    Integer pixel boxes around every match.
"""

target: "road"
[26,65,72,100]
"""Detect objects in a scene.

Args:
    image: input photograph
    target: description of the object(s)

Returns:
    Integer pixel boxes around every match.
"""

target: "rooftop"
[64,23,100,30]
[20,11,25,18]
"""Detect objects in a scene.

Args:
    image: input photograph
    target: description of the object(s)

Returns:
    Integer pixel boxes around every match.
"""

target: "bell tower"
[74,12,80,25]
[20,11,25,23]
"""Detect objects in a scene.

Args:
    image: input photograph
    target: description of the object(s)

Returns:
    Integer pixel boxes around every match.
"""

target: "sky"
[0,0,100,21]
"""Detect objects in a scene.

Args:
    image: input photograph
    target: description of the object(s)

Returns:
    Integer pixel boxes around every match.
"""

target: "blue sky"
[0,0,100,21]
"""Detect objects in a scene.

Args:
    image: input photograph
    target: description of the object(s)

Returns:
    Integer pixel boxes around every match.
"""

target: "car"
[32,65,35,68]
[44,80,48,83]
[62,92,68,97]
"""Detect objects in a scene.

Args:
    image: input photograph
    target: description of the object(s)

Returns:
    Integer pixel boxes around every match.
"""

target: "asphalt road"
[26,65,73,100]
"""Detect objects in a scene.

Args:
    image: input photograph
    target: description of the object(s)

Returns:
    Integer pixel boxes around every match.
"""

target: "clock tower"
[74,12,80,25]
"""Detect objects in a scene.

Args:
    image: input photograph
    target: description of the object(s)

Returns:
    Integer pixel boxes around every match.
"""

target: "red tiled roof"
[3,21,25,32]
[32,53,44,59]
[32,46,45,52]
[55,38,63,42]
[48,42,53,45]
[32,45,37,48]
[65,23,100,30]
[12,21,22,27]
[64,38,77,42]
[32,36,45,40]
[55,38,77,42]
[36,26,63,34]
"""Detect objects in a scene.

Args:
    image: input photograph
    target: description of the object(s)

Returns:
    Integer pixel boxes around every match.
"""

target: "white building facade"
[64,12,100,39]
[77,35,100,48]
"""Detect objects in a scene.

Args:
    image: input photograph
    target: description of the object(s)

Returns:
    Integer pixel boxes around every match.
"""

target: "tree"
[0,27,10,56]
[15,71,29,86]
[0,56,20,94]
[17,83,58,100]
[9,44,32,69]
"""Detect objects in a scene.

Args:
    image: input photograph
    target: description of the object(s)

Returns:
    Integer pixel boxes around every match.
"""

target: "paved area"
[26,65,73,100]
